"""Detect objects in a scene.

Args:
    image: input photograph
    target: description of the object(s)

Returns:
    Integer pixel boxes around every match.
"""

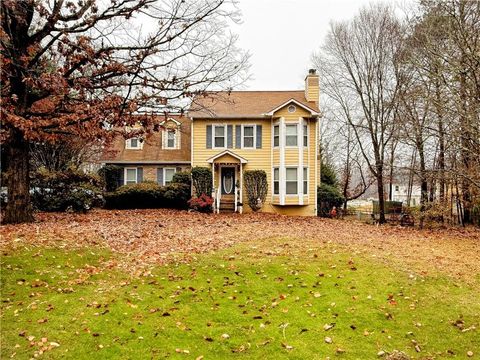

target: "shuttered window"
[242,125,255,148]
[214,125,225,148]
[125,168,137,185]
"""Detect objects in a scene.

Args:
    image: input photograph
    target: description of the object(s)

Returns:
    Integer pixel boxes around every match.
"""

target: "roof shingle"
[189,91,319,118]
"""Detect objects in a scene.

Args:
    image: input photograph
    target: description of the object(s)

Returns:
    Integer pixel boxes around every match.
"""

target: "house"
[391,183,422,206]
[101,115,190,185]
[189,69,321,216]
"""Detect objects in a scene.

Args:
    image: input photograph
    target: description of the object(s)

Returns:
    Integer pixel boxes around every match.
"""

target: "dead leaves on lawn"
[1,209,480,279]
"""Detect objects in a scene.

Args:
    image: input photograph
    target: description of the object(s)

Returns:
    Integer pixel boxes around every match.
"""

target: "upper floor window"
[126,138,143,149]
[273,168,279,195]
[273,125,279,147]
[286,167,298,195]
[242,125,255,148]
[214,125,226,148]
[165,129,176,149]
[303,124,308,147]
[285,125,298,147]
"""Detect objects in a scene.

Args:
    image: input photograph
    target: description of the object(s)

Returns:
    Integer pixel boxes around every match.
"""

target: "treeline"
[314,0,480,226]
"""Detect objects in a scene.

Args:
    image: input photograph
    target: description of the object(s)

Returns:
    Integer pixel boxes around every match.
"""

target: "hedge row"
[104,182,190,209]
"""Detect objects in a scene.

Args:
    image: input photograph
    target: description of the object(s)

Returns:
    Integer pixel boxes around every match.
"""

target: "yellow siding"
[192,101,319,216]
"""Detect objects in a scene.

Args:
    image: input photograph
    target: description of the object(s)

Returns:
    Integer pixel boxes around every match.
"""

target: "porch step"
[219,199,235,212]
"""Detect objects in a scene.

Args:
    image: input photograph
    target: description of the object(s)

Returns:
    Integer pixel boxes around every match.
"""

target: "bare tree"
[313,3,402,223]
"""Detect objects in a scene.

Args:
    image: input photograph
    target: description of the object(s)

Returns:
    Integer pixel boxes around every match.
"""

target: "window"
[166,130,176,149]
[286,168,298,195]
[242,125,255,148]
[214,125,225,148]
[164,168,176,185]
[303,124,308,147]
[285,125,298,146]
[125,168,137,185]
[288,105,296,113]
[303,167,308,194]
[273,168,279,195]
[273,125,279,147]
[126,137,142,149]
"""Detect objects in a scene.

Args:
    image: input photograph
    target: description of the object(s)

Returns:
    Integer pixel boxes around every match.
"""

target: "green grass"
[1,242,479,359]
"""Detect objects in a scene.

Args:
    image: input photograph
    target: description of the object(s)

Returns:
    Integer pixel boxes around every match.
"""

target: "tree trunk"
[2,129,34,224]
[376,165,386,224]
[418,147,428,229]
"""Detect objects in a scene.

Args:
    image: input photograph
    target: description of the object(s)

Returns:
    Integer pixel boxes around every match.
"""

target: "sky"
[234,0,378,90]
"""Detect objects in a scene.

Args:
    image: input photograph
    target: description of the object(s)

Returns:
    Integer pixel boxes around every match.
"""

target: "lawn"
[1,210,479,359]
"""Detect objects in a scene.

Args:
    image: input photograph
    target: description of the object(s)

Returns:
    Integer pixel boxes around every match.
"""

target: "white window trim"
[125,137,143,150]
[163,129,178,150]
[213,124,227,150]
[303,122,309,148]
[285,123,299,148]
[241,124,256,149]
[273,167,280,195]
[124,167,138,185]
[285,166,299,196]
[273,124,280,148]
[303,167,309,196]
[163,167,177,186]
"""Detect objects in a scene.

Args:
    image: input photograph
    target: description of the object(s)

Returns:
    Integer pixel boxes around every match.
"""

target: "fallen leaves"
[1,209,479,279]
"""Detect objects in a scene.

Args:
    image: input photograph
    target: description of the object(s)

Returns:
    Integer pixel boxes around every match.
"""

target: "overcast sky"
[234,0,380,90]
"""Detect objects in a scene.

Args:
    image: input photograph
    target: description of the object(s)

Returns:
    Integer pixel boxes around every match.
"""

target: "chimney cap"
[308,68,317,75]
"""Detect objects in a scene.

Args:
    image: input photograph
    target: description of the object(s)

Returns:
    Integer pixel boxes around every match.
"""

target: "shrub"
[243,170,268,212]
[98,165,123,191]
[321,162,338,187]
[104,182,162,209]
[188,194,214,213]
[163,183,191,209]
[317,183,344,217]
[191,167,212,197]
[31,168,103,212]
[104,182,190,209]
[172,171,191,186]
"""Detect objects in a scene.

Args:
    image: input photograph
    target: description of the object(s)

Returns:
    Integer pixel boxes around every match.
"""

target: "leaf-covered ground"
[1,209,480,279]
[1,210,479,359]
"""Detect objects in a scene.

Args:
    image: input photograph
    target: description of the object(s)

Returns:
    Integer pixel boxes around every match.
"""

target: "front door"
[221,167,235,195]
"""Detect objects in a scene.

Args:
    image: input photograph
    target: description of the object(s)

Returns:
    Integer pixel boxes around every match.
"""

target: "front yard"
[1,210,479,359]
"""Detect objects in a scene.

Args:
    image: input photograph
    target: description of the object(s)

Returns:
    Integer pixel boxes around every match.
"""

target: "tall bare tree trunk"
[3,129,34,224]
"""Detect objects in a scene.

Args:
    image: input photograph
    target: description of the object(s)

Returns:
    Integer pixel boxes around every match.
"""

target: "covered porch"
[207,150,248,213]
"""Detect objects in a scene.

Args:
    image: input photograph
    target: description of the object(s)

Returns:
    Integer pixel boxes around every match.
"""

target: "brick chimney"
[305,69,319,104]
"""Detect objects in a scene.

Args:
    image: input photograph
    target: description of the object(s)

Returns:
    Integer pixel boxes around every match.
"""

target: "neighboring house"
[189,69,321,216]
[101,115,190,186]
[391,183,422,206]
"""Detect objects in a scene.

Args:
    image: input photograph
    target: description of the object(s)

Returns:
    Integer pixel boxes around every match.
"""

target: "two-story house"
[101,115,191,185]
[189,69,321,216]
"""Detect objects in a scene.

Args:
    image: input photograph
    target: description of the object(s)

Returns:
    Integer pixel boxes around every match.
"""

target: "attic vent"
[288,105,296,113]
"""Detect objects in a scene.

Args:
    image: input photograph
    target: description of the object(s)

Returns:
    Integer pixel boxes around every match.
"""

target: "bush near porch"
[104,182,190,209]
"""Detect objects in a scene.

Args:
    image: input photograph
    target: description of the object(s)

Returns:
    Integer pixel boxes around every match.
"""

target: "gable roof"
[206,150,248,164]
[189,91,319,118]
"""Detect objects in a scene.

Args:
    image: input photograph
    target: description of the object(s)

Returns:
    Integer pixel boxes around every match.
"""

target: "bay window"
[285,125,298,146]
[286,167,298,194]
[273,168,279,195]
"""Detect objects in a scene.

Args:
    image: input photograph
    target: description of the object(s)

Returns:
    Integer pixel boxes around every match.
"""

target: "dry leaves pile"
[1,209,479,279]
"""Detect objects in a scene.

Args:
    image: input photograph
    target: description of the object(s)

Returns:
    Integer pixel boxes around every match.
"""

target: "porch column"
[211,163,215,199]
[240,162,243,207]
